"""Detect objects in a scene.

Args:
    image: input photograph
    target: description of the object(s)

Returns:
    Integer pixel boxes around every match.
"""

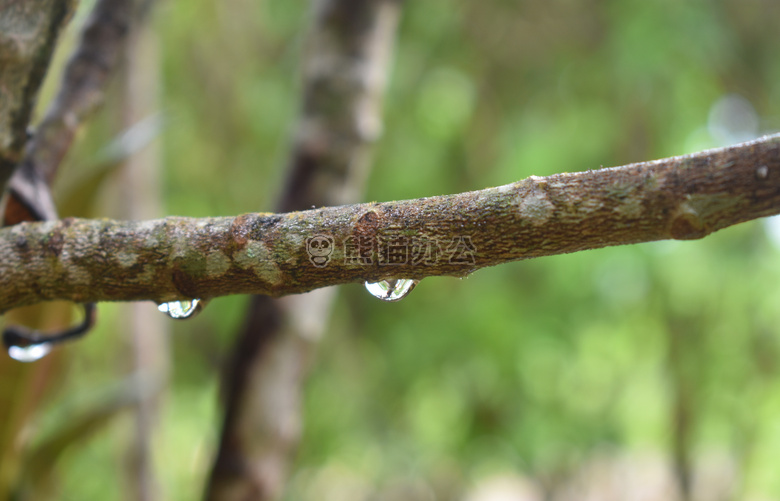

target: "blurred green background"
[7,0,780,499]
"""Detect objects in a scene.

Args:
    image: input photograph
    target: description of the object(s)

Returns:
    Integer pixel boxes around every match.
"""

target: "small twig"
[2,303,95,348]
[1,134,779,312]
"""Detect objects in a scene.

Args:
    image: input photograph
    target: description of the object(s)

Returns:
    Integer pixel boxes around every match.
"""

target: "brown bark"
[5,0,133,224]
[1,133,779,312]
[0,0,76,193]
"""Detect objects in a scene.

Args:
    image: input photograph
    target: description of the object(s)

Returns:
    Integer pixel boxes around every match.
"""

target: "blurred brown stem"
[205,0,403,499]
[115,2,166,500]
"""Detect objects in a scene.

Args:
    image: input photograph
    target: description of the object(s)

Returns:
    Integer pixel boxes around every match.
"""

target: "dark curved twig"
[3,302,96,349]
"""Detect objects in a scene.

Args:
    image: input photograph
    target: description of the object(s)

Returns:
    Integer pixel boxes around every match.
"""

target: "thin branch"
[5,0,132,225]
[0,0,76,193]
[3,302,95,348]
[18,0,132,185]
[1,133,779,312]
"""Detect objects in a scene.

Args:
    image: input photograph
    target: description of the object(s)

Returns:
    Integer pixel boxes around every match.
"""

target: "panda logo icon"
[306,235,334,267]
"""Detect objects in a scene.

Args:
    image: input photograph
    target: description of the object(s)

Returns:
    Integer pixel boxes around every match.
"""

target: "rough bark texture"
[0,0,75,193]
[1,133,779,312]
[5,0,133,224]
[205,0,402,499]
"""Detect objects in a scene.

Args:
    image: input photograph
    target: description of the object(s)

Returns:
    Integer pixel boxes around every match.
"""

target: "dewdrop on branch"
[7,342,53,363]
[157,299,207,319]
[364,279,419,302]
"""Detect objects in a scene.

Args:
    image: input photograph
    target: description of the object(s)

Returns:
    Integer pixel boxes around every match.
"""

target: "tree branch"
[5,0,133,224]
[2,133,779,312]
[0,0,76,193]
[19,0,132,186]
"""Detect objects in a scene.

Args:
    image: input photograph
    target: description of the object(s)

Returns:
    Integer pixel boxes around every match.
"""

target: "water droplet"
[157,299,205,319]
[8,342,52,363]
[364,279,418,302]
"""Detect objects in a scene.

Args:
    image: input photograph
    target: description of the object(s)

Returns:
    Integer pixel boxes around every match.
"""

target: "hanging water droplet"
[364,278,418,302]
[8,342,53,363]
[157,299,205,319]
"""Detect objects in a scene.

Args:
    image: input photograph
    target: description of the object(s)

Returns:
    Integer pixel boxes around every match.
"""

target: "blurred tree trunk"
[205,1,403,499]
[114,4,167,500]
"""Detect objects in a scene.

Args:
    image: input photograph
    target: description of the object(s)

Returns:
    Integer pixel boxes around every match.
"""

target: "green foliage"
[10,0,780,499]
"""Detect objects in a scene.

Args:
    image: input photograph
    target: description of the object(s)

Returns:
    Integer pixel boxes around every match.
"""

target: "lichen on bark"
[1,133,779,313]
